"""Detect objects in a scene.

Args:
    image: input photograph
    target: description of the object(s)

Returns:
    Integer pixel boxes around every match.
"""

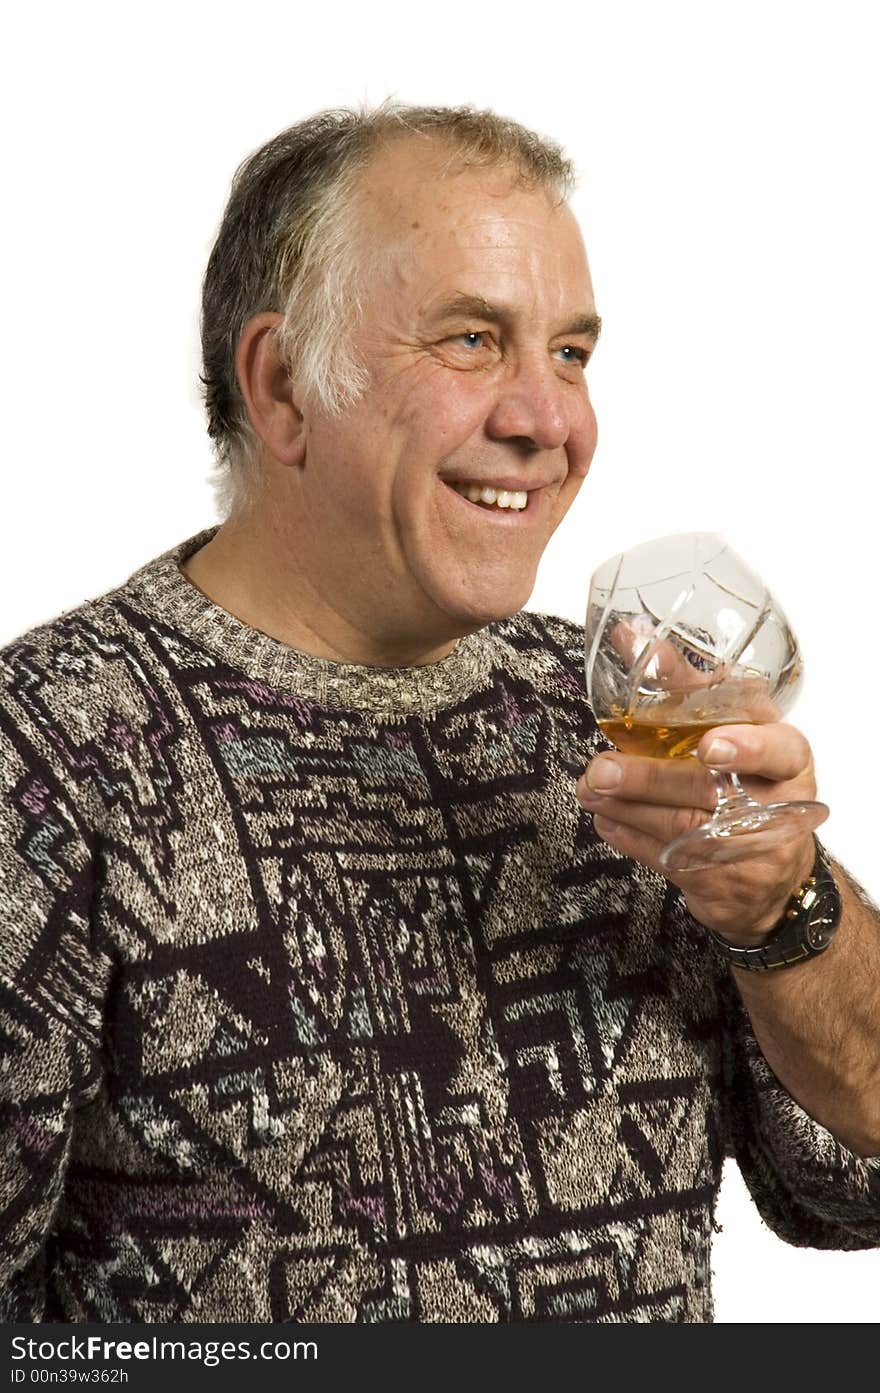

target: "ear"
[234,312,306,468]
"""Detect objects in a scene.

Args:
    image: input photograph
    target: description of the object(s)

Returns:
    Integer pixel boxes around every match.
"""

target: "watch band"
[708,836,842,972]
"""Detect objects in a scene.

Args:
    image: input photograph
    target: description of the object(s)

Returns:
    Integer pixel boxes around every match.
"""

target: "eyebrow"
[424,292,602,342]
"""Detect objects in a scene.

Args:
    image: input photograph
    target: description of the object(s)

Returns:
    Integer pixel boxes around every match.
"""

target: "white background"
[2,1,878,1321]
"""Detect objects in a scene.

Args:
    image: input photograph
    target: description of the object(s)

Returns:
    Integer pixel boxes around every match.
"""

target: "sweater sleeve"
[0,703,110,1320]
[718,977,880,1248]
[664,885,880,1248]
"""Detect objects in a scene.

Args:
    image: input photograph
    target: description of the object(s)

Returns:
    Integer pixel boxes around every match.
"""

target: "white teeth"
[451,482,529,511]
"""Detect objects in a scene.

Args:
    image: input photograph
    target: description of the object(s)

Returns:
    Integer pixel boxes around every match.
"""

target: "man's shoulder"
[1,588,131,695]
[482,610,587,702]
[491,608,583,646]
[0,558,180,837]
[0,551,170,775]
[0,527,199,700]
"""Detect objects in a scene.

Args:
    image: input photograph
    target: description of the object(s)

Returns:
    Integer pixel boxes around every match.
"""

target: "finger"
[591,813,667,872]
[591,814,720,887]
[580,794,712,846]
[696,722,814,783]
[579,751,718,811]
[609,621,716,692]
[639,636,716,691]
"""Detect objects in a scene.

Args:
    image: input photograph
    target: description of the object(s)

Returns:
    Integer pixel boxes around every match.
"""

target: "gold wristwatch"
[708,837,842,972]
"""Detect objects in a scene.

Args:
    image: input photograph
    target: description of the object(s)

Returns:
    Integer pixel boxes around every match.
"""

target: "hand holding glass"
[584,533,828,873]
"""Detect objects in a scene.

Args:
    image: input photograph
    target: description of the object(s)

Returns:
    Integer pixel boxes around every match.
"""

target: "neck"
[179,511,459,669]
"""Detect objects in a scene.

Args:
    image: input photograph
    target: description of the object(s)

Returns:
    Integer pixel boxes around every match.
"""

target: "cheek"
[303,422,390,530]
[567,391,598,480]
[399,379,494,456]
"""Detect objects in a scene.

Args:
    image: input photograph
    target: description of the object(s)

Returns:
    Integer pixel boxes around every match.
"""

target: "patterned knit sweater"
[1,525,878,1324]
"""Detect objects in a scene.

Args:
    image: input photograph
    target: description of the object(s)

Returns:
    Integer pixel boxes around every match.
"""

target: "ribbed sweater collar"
[118,525,497,715]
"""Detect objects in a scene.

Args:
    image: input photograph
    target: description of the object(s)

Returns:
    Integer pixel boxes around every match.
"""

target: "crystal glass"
[584,532,828,873]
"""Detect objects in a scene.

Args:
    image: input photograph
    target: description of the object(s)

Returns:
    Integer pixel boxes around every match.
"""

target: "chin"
[439,576,535,632]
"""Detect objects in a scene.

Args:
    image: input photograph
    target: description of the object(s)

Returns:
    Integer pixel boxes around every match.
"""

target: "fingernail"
[704,738,737,765]
[587,758,622,791]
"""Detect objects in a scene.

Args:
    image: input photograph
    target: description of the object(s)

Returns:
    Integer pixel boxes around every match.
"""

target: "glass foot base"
[658,800,829,874]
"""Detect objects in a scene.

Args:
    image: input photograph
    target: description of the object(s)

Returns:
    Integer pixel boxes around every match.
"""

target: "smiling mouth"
[448,481,529,511]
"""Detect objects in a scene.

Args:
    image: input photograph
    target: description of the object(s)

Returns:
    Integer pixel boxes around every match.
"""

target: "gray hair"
[199,99,577,523]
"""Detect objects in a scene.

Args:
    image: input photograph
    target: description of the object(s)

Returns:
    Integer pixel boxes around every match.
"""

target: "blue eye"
[446,333,589,365]
[555,345,590,366]
[453,331,486,349]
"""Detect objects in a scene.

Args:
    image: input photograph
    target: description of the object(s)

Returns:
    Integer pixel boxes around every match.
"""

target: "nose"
[483,352,575,452]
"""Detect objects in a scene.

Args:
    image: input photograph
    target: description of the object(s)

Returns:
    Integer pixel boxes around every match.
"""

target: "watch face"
[805,887,840,951]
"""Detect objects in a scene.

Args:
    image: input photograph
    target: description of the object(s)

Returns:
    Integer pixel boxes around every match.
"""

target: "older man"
[1,102,878,1324]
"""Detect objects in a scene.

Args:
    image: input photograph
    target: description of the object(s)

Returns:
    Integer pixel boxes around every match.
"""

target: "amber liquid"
[598,715,727,760]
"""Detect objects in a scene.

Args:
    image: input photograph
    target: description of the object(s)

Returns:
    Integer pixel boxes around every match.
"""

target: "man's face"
[293,138,600,654]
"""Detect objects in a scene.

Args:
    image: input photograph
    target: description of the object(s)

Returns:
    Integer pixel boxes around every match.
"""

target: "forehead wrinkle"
[414,241,592,301]
[371,181,594,336]
[440,219,571,251]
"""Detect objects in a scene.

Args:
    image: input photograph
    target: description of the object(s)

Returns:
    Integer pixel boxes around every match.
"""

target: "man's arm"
[576,720,880,1158]
[727,855,880,1157]
[0,705,108,1318]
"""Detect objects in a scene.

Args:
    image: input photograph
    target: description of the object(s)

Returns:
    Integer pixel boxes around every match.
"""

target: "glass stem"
[711,770,758,814]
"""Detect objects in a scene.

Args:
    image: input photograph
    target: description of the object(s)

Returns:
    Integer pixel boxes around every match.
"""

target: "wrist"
[705,838,817,945]
[707,837,842,973]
